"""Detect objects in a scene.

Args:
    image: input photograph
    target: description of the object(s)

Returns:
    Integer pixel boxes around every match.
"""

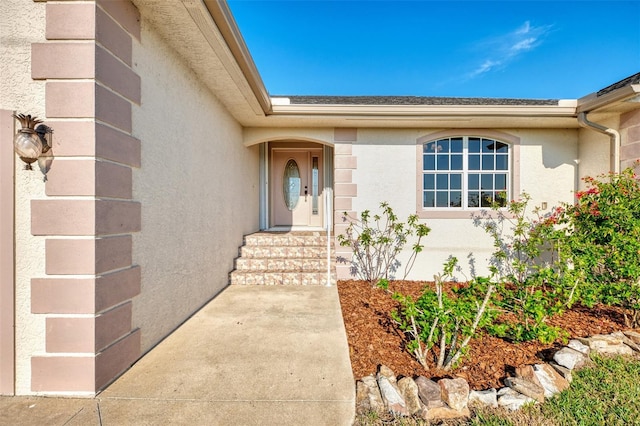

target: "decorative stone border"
[356,330,640,421]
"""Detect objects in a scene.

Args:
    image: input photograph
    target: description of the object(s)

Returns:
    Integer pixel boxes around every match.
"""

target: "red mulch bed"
[337,279,633,390]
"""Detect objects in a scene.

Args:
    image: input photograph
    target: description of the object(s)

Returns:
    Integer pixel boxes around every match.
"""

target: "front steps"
[229,231,336,285]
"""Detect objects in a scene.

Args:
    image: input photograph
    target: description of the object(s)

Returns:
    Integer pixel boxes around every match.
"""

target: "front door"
[272,149,323,227]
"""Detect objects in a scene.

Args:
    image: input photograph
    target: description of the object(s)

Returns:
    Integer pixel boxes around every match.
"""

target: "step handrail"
[325,188,332,286]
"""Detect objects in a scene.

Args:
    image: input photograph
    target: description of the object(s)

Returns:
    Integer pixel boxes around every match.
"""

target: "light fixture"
[13,113,53,170]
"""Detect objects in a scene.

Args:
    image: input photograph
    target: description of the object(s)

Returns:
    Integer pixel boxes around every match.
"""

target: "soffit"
[130,0,266,124]
[577,84,640,115]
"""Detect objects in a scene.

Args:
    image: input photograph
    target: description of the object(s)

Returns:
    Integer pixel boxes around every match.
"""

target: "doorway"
[270,147,323,228]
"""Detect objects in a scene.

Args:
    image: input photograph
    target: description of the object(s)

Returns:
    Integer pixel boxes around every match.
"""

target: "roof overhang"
[577,84,640,115]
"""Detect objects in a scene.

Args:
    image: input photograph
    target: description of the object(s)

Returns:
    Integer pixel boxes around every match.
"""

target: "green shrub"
[480,194,572,343]
[392,258,496,370]
[337,202,431,286]
[563,167,640,327]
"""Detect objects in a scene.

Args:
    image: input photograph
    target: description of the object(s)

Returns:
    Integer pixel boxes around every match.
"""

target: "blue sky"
[227,1,640,99]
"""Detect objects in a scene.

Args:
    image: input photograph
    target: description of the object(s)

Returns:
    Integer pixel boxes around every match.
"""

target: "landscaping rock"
[553,346,589,370]
[623,330,640,344]
[355,381,373,415]
[357,375,384,414]
[378,365,397,384]
[415,376,444,408]
[397,377,424,417]
[504,376,545,403]
[578,334,633,356]
[426,405,470,420]
[533,363,570,398]
[377,374,408,416]
[438,378,469,411]
[468,388,498,408]
[612,331,640,353]
[515,365,543,389]
[497,387,536,411]
[548,361,573,383]
[567,339,590,355]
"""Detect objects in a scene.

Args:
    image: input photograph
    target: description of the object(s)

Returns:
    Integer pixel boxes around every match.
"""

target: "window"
[422,137,510,209]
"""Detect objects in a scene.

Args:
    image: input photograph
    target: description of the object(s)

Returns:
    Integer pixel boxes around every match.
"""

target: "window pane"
[437,155,449,170]
[469,155,480,170]
[450,174,462,190]
[437,139,449,153]
[468,174,479,190]
[482,139,494,153]
[495,142,508,153]
[468,192,479,208]
[423,174,435,190]
[495,155,508,170]
[424,142,436,153]
[451,138,463,153]
[469,138,481,153]
[451,154,463,170]
[495,191,507,207]
[424,155,435,170]
[436,174,449,189]
[450,191,462,207]
[436,191,448,207]
[482,155,494,170]
[424,191,435,208]
[481,191,493,207]
[481,174,493,189]
[495,174,507,190]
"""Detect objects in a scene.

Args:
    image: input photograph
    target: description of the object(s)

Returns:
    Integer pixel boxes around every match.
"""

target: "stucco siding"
[350,128,578,280]
[0,0,47,395]
[131,18,259,353]
[577,115,618,188]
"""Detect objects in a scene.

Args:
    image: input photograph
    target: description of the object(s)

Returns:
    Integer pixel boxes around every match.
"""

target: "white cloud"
[464,21,553,81]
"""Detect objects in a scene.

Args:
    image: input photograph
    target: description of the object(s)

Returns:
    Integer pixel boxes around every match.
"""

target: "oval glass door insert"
[283,159,301,210]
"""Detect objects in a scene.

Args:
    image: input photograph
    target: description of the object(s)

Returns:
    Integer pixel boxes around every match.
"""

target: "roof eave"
[203,0,273,114]
[270,103,578,118]
[577,84,640,114]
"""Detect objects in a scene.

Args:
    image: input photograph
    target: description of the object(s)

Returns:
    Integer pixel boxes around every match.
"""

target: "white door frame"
[270,147,323,229]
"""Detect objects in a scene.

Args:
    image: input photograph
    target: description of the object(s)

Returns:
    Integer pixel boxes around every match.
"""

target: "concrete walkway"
[0,286,355,426]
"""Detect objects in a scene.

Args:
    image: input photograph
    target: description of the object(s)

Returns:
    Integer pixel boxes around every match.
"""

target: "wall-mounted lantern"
[12,113,53,170]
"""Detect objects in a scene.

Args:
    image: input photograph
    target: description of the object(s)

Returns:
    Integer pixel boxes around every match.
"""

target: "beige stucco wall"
[577,114,619,189]
[131,17,259,352]
[0,0,48,394]
[351,128,578,279]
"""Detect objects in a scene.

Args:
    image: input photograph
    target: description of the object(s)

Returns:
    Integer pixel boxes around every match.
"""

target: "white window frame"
[416,130,521,219]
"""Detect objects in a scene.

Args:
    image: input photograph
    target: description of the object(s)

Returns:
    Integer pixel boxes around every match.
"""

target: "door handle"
[304,186,308,196]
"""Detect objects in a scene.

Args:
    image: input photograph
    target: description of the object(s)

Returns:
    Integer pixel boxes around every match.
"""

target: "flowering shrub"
[563,167,640,327]
[478,194,572,343]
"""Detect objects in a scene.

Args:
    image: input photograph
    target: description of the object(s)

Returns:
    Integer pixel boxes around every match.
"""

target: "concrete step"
[230,231,337,286]
[235,257,332,271]
[243,232,328,247]
[229,271,336,286]
[239,245,329,259]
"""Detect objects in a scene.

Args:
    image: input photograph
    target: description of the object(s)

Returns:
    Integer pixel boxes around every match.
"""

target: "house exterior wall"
[0,0,48,395]
[577,115,618,189]
[0,0,259,395]
[620,110,640,173]
[131,15,259,353]
[1,111,16,394]
[347,128,578,279]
